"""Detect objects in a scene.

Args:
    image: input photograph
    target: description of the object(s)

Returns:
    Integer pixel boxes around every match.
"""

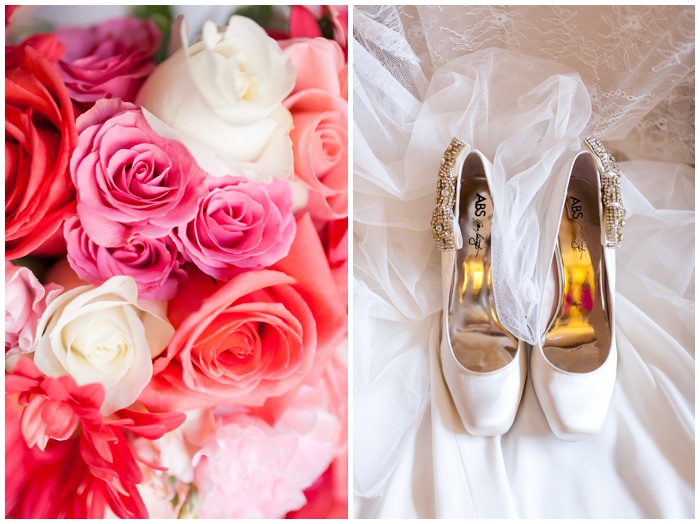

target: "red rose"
[5,34,78,259]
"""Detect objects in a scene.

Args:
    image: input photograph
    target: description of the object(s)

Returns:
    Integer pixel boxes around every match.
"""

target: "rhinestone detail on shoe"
[584,137,626,248]
[431,138,467,251]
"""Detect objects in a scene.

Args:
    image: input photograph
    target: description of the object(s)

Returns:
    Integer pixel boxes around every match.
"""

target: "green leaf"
[131,5,172,20]
[232,5,274,29]
[131,5,174,64]
[10,256,52,281]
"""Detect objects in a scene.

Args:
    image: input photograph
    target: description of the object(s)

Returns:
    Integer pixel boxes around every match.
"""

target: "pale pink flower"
[5,261,62,360]
[193,384,341,518]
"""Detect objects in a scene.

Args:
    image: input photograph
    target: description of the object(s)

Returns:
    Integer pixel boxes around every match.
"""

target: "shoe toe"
[441,338,527,436]
[531,343,616,441]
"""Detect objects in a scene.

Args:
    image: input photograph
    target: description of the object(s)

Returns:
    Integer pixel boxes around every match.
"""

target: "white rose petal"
[136,15,296,182]
[33,276,174,415]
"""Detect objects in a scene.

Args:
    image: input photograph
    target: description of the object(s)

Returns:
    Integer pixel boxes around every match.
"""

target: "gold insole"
[543,178,611,373]
[448,177,517,372]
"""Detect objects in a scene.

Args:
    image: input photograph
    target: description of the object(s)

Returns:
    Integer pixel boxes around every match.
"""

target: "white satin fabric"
[353,5,694,518]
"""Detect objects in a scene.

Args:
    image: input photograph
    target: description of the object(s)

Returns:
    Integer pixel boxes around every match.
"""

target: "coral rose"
[136,15,296,182]
[54,17,161,110]
[5,34,78,259]
[281,38,348,222]
[71,98,207,247]
[139,215,347,411]
[64,215,185,300]
[177,175,295,279]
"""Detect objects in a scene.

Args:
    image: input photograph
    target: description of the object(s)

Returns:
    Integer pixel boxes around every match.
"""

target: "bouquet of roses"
[5,5,348,519]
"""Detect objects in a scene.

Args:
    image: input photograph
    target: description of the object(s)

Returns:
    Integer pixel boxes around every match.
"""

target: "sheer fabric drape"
[353,5,694,517]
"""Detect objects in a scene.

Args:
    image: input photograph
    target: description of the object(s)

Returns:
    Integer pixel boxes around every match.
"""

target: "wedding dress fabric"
[353,5,694,518]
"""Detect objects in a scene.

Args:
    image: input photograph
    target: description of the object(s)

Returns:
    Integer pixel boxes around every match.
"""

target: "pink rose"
[6,34,78,259]
[71,98,207,247]
[5,262,62,360]
[281,38,348,222]
[139,215,347,412]
[193,383,341,518]
[54,18,160,111]
[64,215,185,300]
[177,176,295,280]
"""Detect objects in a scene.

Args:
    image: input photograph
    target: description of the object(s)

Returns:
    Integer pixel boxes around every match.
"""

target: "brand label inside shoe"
[468,193,487,254]
[569,196,587,258]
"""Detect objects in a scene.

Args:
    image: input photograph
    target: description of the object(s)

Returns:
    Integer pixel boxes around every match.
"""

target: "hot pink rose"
[138,215,347,412]
[64,215,185,300]
[54,18,160,111]
[193,383,341,518]
[71,98,207,247]
[281,38,348,222]
[5,261,62,360]
[177,176,295,280]
[6,34,78,259]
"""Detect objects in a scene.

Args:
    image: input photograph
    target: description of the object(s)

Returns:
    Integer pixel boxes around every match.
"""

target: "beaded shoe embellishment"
[584,137,626,248]
[431,138,466,251]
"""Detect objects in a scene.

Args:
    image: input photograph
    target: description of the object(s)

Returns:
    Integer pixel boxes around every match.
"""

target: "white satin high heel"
[432,138,526,436]
[530,138,625,441]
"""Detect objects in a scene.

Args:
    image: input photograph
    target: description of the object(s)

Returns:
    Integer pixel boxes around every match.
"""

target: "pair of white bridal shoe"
[432,137,624,440]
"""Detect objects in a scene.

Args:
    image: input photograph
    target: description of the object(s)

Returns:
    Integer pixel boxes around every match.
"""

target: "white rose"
[135,15,296,182]
[32,276,174,415]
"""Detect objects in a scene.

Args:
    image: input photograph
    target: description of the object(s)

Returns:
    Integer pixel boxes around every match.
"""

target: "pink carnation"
[54,17,160,110]
[64,215,185,300]
[177,176,296,279]
[193,384,341,518]
[71,98,207,247]
[5,261,62,359]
